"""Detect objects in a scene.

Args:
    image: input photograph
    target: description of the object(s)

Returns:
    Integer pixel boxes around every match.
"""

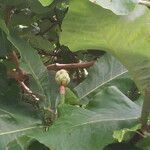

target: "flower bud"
[55,69,70,86]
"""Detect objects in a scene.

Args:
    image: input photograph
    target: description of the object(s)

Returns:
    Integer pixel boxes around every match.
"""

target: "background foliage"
[0,0,149,149]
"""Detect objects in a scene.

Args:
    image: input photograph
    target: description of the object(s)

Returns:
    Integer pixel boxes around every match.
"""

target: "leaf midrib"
[78,70,128,100]
[0,125,42,136]
[70,116,139,129]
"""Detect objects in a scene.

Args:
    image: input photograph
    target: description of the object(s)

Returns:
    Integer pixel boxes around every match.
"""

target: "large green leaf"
[90,0,138,15]
[60,0,150,124]
[12,86,141,150]
[74,54,128,101]
[60,0,150,91]
[0,106,41,150]
[7,34,53,107]
[2,81,141,150]
[0,61,141,150]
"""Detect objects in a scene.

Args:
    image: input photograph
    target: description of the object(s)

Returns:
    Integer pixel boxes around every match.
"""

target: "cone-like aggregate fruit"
[55,69,70,86]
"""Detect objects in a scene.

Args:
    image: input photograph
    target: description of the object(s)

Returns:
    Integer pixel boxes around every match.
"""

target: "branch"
[8,51,20,68]
[18,81,40,101]
[8,51,26,81]
[4,6,14,25]
[129,124,150,145]
[139,0,150,7]
[47,61,95,70]
[145,87,150,94]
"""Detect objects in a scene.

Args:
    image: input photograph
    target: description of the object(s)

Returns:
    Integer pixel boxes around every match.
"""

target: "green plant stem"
[141,88,150,126]
[59,93,65,105]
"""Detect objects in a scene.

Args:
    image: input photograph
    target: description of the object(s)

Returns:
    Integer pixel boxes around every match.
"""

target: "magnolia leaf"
[12,86,141,150]
[1,77,141,150]
[61,0,150,91]
[90,0,138,15]
[7,34,52,107]
[74,54,128,101]
[38,0,53,7]
[60,0,150,124]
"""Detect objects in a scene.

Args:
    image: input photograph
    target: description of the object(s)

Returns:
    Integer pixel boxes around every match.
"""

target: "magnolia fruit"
[55,69,70,86]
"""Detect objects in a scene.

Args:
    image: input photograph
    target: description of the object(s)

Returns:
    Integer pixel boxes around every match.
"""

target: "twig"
[8,51,26,81]
[145,87,150,94]
[47,61,95,70]
[139,0,150,7]
[8,51,20,68]
[129,124,150,145]
[4,6,14,25]
[18,81,40,101]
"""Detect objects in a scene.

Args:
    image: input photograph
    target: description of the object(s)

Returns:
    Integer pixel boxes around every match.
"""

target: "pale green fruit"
[55,69,70,86]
